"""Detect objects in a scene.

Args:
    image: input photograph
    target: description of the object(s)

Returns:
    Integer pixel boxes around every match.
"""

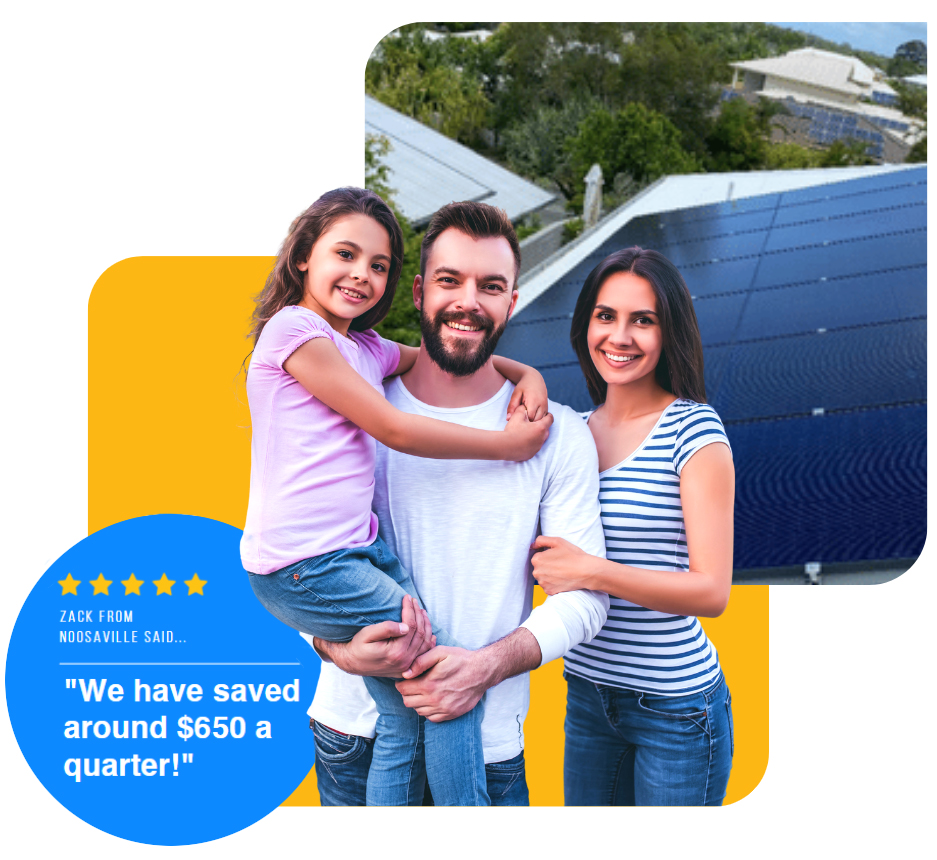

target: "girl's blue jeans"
[563,669,733,806]
[248,535,489,806]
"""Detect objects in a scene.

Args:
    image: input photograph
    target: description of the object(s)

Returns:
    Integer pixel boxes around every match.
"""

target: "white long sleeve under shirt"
[307,378,608,764]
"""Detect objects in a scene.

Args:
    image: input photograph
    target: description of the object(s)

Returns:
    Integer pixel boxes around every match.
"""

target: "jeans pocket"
[725,691,735,758]
[636,692,707,722]
[312,721,371,764]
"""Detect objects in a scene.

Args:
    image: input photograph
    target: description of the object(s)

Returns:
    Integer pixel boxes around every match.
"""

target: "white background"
[2,4,932,857]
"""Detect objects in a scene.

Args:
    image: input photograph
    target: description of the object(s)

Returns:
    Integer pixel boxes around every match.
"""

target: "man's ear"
[506,288,519,321]
[413,274,423,309]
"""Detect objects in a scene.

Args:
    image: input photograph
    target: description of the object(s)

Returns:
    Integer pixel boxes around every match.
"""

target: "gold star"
[90,573,113,595]
[122,573,144,596]
[184,573,207,596]
[153,573,176,596]
[58,573,81,596]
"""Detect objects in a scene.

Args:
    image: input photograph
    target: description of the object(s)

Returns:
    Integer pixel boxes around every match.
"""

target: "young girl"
[530,247,736,805]
[242,187,550,807]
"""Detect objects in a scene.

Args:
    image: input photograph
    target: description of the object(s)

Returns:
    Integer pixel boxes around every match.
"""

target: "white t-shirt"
[307,378,608,764]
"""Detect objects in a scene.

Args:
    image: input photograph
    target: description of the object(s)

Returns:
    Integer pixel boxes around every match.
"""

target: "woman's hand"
[530,535,596,595]
[506,367,548,422]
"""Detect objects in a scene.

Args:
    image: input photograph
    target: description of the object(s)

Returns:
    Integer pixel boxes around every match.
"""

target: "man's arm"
[396,408,609,720]
[395,629,542,722]
[304,595,436,678]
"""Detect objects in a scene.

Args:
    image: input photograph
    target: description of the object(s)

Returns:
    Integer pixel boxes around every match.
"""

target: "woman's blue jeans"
[248,536,488,806]
[563,670,733,806]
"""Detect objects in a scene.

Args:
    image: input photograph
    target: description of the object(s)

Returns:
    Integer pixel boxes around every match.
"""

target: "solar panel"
[497,166,927,574]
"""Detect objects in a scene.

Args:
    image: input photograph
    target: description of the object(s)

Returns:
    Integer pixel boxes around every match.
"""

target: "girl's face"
[297,213,392,334]
[587,271,663,389]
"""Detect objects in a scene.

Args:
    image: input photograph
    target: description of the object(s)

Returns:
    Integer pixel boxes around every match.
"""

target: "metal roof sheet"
[365,96,556,226]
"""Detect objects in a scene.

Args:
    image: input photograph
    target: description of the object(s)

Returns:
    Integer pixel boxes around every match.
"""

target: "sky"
[770,22,927,57]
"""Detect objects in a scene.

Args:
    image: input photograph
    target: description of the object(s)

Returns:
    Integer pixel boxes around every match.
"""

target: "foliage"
[763,141,823,169]
[562,218,584,244]
[364,135,424,345]
[817,139,875,167]
[906,135,927,163]
[514,214,542,242]
[566,103,698,210]
[501,98,600,197]
[366,27,491,145]
[705,97,791,172]
[892,80,927,120]
[886,56,926,79]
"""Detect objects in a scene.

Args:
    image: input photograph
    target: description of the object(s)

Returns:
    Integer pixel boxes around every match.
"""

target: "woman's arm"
[491,356,548,421]
[530,443,734,617]
[284,337,552,461]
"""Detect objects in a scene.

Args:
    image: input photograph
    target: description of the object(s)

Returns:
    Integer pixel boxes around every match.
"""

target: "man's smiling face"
[415,228,519,377]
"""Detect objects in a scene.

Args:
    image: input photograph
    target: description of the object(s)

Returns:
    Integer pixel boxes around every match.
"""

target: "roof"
[732,48,879,97]
[364,96,556,227]
[498,164,927,571]
[903,74,928,87]
[517,164,921,306]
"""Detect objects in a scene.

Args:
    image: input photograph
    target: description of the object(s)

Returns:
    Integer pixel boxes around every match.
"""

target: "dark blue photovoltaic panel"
[753,231,927,288]
[736,267,926,340]
[498,167,927,573]
[765,204,926,250]
[712,320,926,421]
[694,293,747,345]
[680,258,761,297]
[773,182,927,223]
[730,405,926,567]
[542,363,593,413]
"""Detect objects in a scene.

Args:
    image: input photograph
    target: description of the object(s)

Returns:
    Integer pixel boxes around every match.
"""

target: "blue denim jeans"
[248,536,488,806]
[312,721,529,806]
[563,670,733,806]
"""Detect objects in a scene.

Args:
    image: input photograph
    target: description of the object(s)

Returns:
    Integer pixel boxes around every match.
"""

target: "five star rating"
[58,573,207,596]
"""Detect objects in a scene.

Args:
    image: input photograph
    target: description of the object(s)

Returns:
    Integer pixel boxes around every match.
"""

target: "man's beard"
[420,306,508,378]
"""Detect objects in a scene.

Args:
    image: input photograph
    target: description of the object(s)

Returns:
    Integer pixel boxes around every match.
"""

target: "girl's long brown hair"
[249,187,404,346]
[570,246,707,405]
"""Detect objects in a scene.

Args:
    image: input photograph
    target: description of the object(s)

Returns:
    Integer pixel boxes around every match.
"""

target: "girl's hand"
[504,405,553,460]
[506,368,548,422]
[530,535,595,595]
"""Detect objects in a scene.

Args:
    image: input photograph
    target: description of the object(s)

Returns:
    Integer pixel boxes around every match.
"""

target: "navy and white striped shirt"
[565,399,731,696]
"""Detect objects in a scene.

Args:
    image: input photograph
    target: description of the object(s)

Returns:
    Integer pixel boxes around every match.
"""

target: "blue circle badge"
[6,515,320,845]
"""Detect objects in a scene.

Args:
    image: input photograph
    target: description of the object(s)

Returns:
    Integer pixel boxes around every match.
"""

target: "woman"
[530,247,735,806]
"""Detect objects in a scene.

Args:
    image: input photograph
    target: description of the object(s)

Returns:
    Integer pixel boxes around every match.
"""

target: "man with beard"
[306,201,608,805]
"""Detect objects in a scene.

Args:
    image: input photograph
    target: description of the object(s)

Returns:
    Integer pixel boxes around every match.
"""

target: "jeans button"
[293,573,299,580]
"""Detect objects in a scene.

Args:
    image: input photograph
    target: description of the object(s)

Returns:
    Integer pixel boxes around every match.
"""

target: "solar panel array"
[497,166,927,573]
[782,100,888,158]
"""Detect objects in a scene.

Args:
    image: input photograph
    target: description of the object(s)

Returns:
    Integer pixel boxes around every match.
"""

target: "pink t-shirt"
[240,305,401,574]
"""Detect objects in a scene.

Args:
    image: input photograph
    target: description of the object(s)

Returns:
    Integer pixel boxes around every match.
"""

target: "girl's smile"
[587,271,662,388]
[297,213,392,334]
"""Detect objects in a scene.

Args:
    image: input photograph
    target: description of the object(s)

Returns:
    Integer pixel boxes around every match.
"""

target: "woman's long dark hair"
[248,187,404,346]
[570,246,706,405]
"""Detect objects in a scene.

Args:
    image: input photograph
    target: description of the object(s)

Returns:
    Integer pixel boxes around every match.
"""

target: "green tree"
[501,98,600,197]
[907,134,927,163]
[704,97,781,171]
[364,135,424,345]
[366,28,491,145]
[764,141,823,169]
[566,103,699,209]
[818,139,875,167]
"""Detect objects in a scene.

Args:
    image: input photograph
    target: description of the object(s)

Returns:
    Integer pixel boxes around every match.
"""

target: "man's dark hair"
[420,201,521,284]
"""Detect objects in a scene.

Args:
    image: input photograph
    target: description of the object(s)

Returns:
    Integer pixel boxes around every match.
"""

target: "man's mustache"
[435,311,495,334]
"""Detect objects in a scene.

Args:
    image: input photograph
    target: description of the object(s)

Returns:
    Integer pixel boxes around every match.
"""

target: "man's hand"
[395,646,488,722]
[394,628,542,722]
[314,595,435,678]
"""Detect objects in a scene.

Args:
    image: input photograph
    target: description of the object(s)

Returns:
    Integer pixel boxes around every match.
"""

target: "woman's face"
[586,271,663,388]
[297,213,392,331]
